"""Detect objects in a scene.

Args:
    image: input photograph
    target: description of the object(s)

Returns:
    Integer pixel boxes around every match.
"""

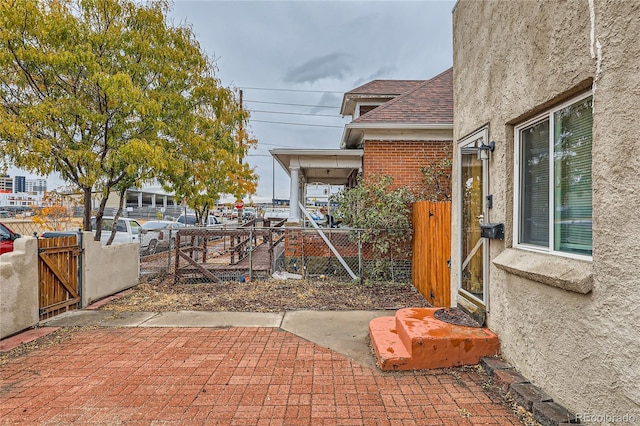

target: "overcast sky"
[11,0,456,201]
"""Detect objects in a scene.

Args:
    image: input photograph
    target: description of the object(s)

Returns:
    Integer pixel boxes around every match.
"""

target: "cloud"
[284,52,353,84]
[352,65,399,87]
[312,93,343,114]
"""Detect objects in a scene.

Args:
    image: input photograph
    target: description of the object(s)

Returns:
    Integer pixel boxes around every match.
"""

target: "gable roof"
[352,68,453,125]
[345,80,425,96]
[340,80,425,115]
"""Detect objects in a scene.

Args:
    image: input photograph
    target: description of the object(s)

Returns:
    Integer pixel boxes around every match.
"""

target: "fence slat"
[412,201,451,307]
[38,235,80,319]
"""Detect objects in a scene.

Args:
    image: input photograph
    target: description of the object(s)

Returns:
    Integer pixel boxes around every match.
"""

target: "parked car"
[263,208,289,221]
[140,220,185,254]
[90,216,141,247]
[0,222,21,255]
[176,214,221,227]
[242,207,257,221]
[307,211,326,227]
[223,208,239,220]
[0,210,12,219]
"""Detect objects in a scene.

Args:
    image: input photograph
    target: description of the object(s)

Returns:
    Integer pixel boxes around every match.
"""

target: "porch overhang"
[270,149,363,186]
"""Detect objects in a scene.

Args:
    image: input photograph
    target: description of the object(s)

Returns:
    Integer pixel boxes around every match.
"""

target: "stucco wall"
[0,238,38,339]
[453,0,640,416]
[82,232,139,306]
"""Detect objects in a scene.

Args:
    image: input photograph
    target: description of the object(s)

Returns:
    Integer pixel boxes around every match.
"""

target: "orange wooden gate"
[38,235,81,320]
[412,201,451,307]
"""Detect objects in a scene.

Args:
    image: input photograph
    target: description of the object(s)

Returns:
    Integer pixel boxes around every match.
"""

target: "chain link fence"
[1,219,54,237]
[140,223,413,285]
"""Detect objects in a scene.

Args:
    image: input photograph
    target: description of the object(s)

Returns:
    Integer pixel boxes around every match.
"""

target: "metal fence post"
[358,229,363,285]
[391,249,395,283]
[248,227,253,281]
[167,229,172,273]
[77,230,84,307]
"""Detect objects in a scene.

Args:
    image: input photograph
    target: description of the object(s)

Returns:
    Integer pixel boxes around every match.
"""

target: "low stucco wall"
[453,0,640,416]
[82,232,139,306]
[0,238,38,339]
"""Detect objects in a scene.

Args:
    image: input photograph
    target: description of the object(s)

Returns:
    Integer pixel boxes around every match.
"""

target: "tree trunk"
[106,188,127,246]
[83,188,92,231]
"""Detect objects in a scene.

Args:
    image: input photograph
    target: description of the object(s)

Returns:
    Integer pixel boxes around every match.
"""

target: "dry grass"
[100,274,432,313]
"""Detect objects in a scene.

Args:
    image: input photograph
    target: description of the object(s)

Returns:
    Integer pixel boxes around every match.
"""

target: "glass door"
[459,131,489,309]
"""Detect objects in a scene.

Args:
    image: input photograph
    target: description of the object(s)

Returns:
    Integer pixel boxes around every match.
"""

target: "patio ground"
[1,325,536,425]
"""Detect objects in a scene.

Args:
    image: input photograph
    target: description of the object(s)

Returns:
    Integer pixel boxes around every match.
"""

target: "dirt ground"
[99,274,432,313]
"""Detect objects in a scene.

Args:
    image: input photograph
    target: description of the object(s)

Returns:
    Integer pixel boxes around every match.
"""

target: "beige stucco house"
[451,0,639,416]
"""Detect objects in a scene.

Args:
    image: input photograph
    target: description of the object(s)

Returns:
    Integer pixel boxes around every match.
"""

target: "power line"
[250,119,344,128]
[254,141,337,148]
[248,109,342,118]
[244,99,340,109]
[240,86,344,94]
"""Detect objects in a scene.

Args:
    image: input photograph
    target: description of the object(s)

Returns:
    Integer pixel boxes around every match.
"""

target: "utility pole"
[239,89,243,164]
[237,89,244,224]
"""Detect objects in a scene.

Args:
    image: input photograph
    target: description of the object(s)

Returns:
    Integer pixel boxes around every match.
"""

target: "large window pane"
[520,120,550,247]
[461,149,483,299]
[554,97,593,255]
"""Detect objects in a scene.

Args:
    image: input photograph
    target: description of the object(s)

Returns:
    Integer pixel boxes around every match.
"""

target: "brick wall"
[362,140,452,195]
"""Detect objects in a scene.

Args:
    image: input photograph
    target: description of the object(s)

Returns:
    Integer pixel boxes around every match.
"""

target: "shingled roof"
[345,80,425,96]
[352,68,453,125]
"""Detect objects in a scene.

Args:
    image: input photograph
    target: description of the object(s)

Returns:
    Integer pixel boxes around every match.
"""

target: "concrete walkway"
[0,309,522,425]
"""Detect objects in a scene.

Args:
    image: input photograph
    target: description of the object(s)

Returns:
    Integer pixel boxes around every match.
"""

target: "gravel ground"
[99,274,432,313]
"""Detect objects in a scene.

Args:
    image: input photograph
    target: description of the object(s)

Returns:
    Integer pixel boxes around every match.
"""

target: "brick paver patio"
[1,327,521,425]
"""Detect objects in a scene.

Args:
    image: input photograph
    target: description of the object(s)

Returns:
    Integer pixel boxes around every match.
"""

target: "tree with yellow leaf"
[32,191,79,232]
[0,0,257,241]
[159,88,258,225]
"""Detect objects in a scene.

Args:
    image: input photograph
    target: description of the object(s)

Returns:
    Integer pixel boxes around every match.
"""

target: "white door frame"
[457,127,490,314]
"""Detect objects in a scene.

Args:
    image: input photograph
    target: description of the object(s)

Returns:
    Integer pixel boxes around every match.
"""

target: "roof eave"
[341,122,452,149]
[346,122,453,130]
[340,126,365,150]
[340,93,402,116]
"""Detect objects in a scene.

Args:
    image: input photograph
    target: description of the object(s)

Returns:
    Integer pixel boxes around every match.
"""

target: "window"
[515,94,593,258]
[130,221,140,235]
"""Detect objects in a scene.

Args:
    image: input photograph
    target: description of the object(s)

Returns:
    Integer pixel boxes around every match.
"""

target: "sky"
[9,0,456,202]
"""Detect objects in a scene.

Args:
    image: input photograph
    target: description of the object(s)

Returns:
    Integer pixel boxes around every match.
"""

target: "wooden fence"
[38,235,81,320]
[412,201,451,307]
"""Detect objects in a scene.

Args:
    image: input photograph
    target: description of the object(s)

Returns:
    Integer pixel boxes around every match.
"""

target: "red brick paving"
[0,327,520,425]
[0,327,60,352]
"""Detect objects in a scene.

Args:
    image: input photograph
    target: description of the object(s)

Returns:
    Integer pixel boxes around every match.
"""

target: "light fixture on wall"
[477,140,495,161]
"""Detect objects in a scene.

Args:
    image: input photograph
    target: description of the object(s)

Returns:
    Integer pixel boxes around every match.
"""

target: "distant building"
[25,178,47,194]
[0,174,12,193]
[14,176,26,193]
[271,199,290,207]
[305,184,341,206]
[0,192,42,210]
[0,174,48,195]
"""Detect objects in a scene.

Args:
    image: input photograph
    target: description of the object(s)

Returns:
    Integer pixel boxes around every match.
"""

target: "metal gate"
[38,235,82,320]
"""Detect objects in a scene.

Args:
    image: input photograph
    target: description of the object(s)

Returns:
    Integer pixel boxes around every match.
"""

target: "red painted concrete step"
[369,307,500,371]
